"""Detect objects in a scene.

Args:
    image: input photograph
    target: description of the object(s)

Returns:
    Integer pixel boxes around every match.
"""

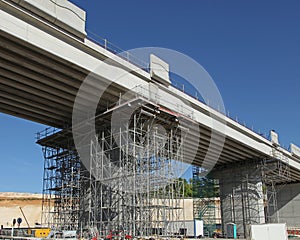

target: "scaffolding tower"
[262,148,290,223]
[38,128,81,230]
[212,160,266,237]
[192,166,219,237]
[212,154,291,237]
[37,96,190,237]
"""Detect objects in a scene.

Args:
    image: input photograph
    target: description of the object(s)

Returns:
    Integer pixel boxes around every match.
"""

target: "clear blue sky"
[1,0,300,193]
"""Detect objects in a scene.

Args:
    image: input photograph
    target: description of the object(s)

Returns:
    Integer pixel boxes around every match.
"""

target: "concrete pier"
[214,162,265,237]
[274,182,300,228]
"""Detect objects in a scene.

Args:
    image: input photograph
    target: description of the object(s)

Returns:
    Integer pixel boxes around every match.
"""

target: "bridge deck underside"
[35,98,300,182]
[0,30,128,128]
[1,27,300,182]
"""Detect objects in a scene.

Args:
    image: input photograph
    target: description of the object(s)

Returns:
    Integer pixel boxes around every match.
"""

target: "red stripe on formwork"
[288,229,300,236]
[159,106,180,117]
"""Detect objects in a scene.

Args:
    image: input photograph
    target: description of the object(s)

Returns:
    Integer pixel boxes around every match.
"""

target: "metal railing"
[63,30,271,143]
[36,127,60,140]
[87,30,149,71]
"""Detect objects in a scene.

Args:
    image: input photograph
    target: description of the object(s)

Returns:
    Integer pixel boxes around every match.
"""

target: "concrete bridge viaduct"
[1,0,300,236]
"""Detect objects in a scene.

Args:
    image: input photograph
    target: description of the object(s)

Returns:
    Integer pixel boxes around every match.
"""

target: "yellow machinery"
[33,228,51,238]
[19,206,51,238]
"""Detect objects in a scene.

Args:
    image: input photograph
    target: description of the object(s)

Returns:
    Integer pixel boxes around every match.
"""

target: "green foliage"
[160,178,193,198]
[157,175,219,198]
[192,175,219,198]
[183,178,193,197]
[179,178,193,197]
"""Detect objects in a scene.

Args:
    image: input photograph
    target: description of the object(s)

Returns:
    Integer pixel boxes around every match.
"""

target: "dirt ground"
[0,192,43,228]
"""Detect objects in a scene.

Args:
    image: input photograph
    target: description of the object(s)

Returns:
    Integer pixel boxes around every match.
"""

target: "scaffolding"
[212,153,291,237]
[192,166,219,237]
[37,96,189,237]
[213,161,265,237]
[38,129,81,230]
[262,148,290,223]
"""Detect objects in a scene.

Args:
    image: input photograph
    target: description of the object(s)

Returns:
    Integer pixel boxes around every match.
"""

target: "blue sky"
[1,0,300,193]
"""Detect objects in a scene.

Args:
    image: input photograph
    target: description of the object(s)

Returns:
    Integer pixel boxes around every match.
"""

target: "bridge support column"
[272,182,300,228]
[213,162,265,237]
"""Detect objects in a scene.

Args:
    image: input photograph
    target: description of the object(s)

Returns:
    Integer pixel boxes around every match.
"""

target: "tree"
[180,178,193,197]
[192,175,219,198]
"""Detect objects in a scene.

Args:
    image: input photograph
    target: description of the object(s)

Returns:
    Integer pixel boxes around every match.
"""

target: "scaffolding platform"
[37,96,193,236]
